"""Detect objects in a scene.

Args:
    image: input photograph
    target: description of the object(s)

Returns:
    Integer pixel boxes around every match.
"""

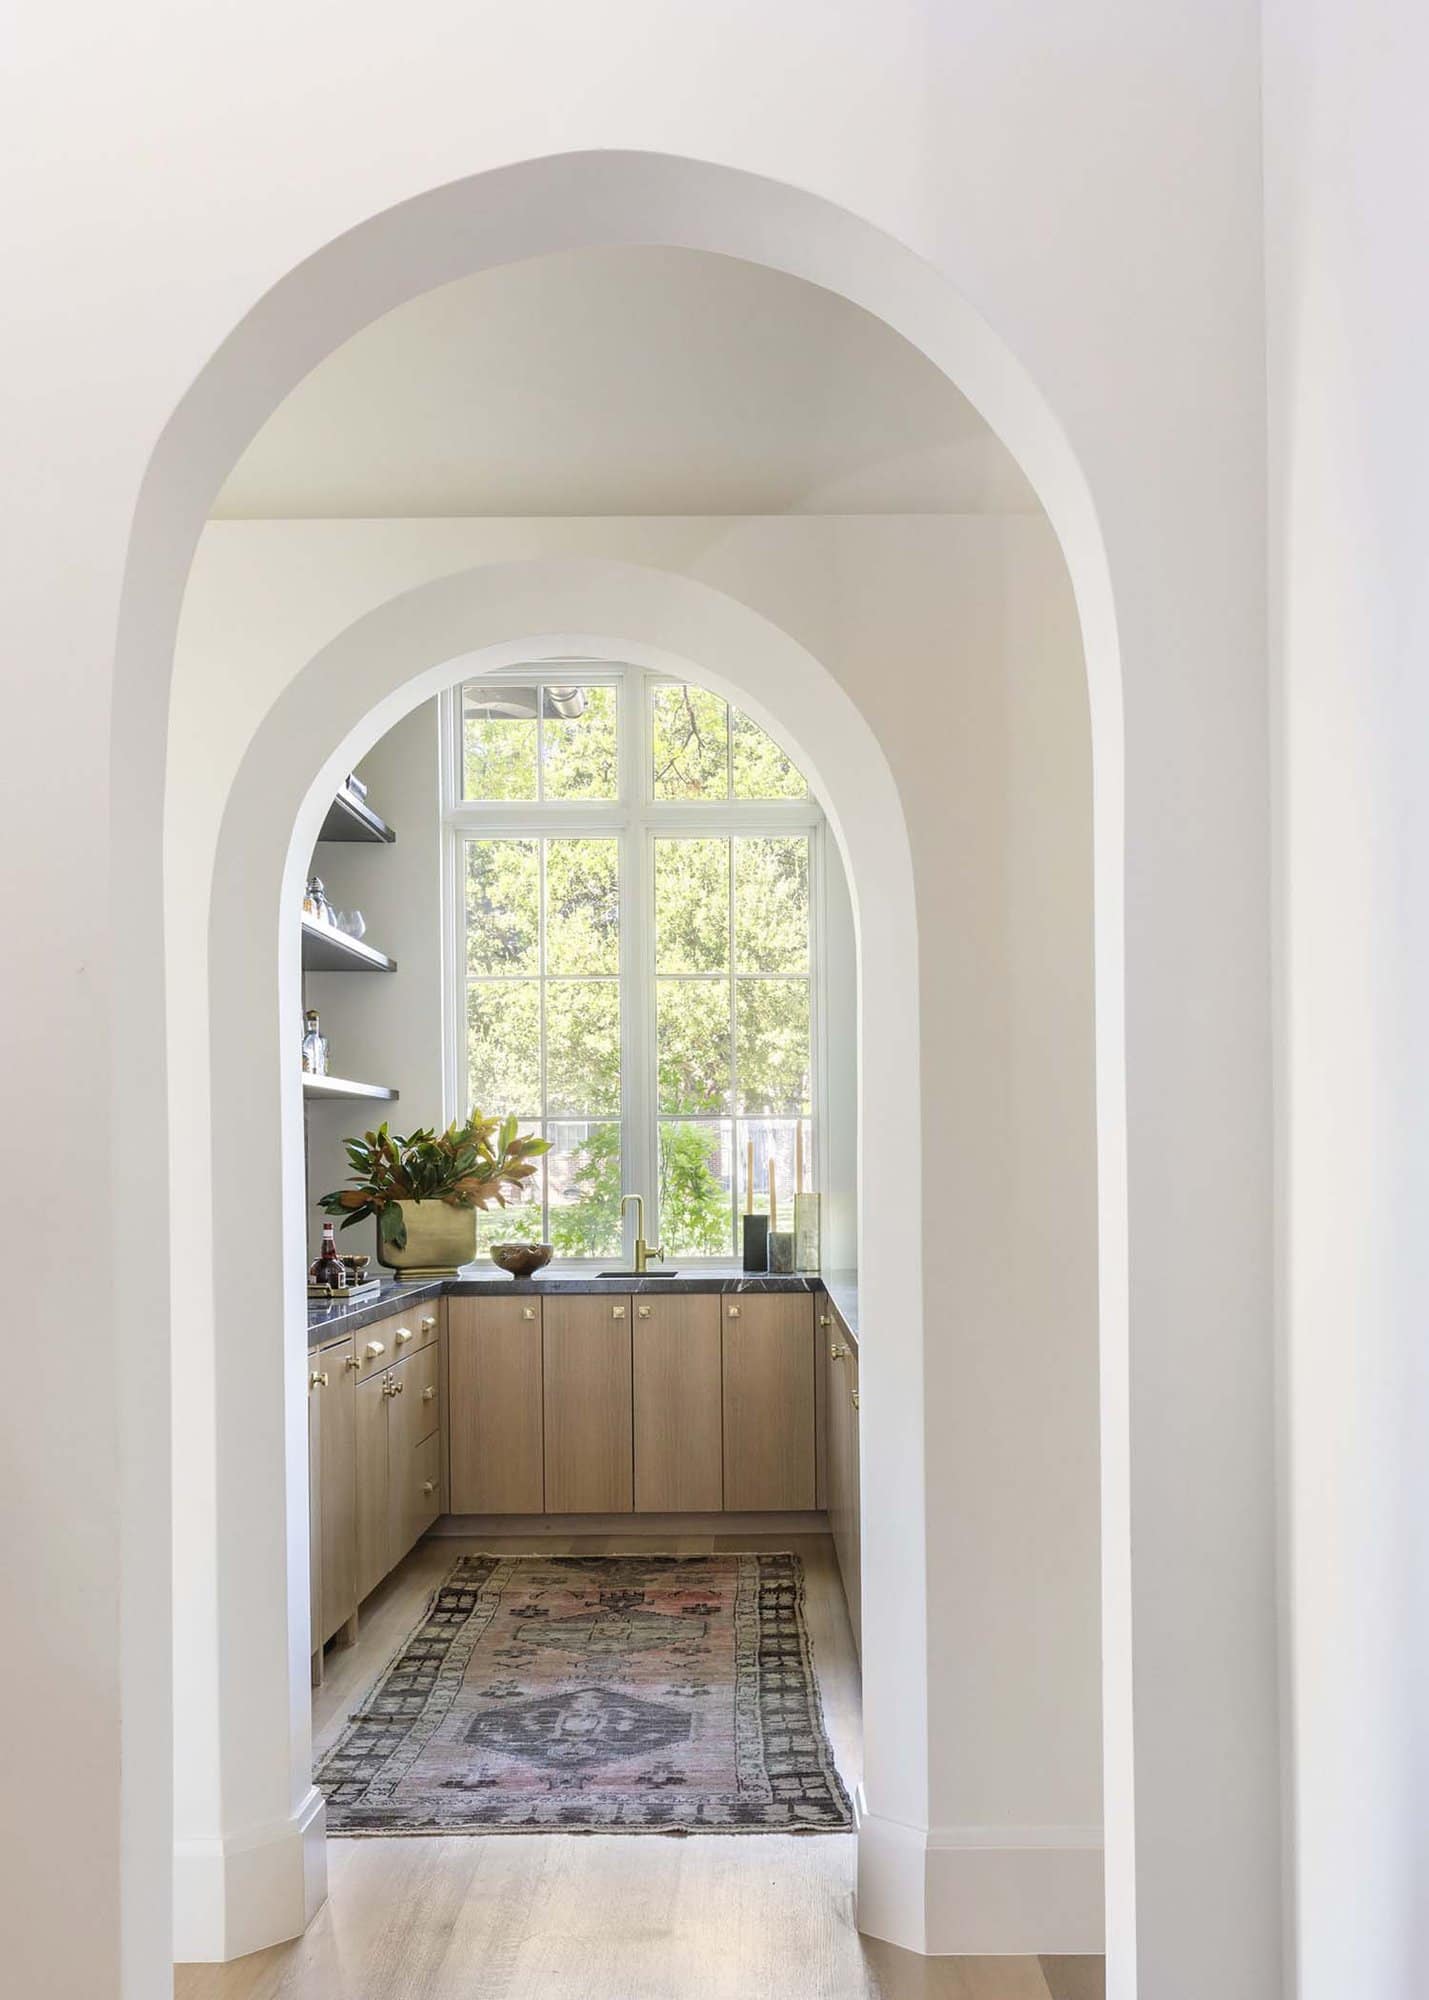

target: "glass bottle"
[312,1220,347,1289]
[301,1008,328,1075]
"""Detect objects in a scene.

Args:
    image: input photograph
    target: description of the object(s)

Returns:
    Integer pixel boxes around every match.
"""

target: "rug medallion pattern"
[317,1552,852,1835]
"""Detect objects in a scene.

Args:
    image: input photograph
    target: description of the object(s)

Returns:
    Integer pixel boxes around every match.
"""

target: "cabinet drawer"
[389,1302,440,1361]
[401,1341,440,1443]
[354,1316,401,1382]
[412,1431,440,1532]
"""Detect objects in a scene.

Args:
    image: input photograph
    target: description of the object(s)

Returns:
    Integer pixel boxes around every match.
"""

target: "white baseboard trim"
[432,1511,829,1536]
[174,1786,327,1964]
[857,1808,1104,1956]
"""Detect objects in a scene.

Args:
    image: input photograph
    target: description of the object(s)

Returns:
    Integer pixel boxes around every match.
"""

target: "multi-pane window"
[654,837,811,1255]
[448,673,819,1261]
[465,836,623,1257]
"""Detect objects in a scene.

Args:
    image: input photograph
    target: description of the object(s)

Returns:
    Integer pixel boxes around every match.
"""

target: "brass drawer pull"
[422,1385,436,1402]
[851,1390,860,1410]
[521,1306,537,1321]
[637,1305,652,1319]
[830,1344,847,1362]
[420,1316,437,1332]
[612,1303,627,1319]
[365,1340,386,1359]
[422,1480,436,1497]
[344,1352,361,1371]
[395,1326,413,1345]
[727,1304,740,1318]
[819,1314,832,1327]
[308,1370,328,1391]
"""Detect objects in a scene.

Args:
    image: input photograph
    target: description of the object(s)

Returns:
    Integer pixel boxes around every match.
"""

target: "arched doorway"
[118,153,1155,1990]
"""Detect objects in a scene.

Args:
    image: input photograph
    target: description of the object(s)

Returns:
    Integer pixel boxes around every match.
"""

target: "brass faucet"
[620,1194,665,1274]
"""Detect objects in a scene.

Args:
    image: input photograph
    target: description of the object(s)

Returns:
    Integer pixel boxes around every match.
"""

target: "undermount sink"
[596,1269,680,1278]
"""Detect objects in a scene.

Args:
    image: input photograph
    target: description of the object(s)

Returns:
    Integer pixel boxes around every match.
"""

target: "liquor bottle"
[312,1220,347,1289]
[301,1008,328,1075]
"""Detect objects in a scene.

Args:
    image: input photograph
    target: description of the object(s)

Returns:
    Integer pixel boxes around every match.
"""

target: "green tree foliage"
[463,681,813,1257]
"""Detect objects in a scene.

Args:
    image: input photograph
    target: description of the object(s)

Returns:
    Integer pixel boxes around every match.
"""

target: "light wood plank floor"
[176,1533,1103,2000]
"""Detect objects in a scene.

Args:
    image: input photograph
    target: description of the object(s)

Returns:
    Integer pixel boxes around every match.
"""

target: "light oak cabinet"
[353,1366,391,1601]
[315,1336,359,1647]
[544,1295,634,1513]
[721,1294,817,1510]
[344,1306,445,1605]
[436,1289,820,1520]
[632,1294,723,1512]
[307,1347,324,1674]
[825,1315,861,1657]
[448,1296,544,1512]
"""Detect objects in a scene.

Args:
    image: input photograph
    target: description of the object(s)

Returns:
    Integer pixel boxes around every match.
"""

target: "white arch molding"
[103,148,1288,2000]
[189,558,929,1957]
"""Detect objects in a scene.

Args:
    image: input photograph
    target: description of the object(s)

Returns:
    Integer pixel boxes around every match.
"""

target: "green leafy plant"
[319,1113,550,1251]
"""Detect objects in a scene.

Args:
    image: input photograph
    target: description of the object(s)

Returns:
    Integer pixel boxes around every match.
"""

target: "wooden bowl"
[489,1242,553,1278]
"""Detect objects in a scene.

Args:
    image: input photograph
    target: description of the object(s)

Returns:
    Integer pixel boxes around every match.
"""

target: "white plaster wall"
[1,5,1279,1994]
[1264,5,1429,1994]
[170,512,1102,1887]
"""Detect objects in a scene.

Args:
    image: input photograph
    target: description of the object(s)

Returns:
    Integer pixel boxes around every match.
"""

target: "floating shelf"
[302,1074,399,1103]
[319,789,396,845]
[300,916,397,974]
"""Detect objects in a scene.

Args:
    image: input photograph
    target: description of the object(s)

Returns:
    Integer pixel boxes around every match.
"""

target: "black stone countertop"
[308,1263,857,1344]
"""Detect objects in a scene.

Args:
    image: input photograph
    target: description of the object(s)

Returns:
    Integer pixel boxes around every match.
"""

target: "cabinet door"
[448,1297,544,1513]
[722,1295,816,1510]
[845,1345,861,1658]
[543,1295,634,1513]
[319,1341,359,1645]
[307,1349,323,1661]
[353,1370,390,1602]
[633,1294,723,1512]
[826,1328,852,1587]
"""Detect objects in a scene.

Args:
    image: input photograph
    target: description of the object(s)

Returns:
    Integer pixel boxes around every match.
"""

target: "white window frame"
[439,666,827,1266]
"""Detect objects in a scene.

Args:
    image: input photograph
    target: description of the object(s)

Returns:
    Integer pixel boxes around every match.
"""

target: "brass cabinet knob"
[612,1303,627,1319]
[422,1481,436,1497]
[422,1385,436,1402]
[727,1303,740,1318]
[395,1326,412,1345]
[420,1316,437,1331]
[851,1390,860,1410]
[308,1370,328,1391]
[365,1340,386,1358]
[344,1353,361,1371]
[521,1306,537,1321]
[830,1344,847,1362]
[819,1314,832,1327]
[637,1305,652,1319]
[394,1377,405,1393]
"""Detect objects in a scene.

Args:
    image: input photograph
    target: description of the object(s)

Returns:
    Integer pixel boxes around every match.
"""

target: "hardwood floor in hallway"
[175,1533,1103,2000]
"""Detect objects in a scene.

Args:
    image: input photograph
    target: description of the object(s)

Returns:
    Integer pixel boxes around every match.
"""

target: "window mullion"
[727,835,738,1255]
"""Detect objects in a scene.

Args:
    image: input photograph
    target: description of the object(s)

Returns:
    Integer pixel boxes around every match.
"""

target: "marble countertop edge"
[309,1263,859,1343]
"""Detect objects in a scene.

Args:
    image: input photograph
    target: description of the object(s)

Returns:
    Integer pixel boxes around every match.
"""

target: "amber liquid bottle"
[312,1220,347,1289]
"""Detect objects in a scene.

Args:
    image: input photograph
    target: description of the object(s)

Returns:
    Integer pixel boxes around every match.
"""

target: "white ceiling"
[213,247,1038,520]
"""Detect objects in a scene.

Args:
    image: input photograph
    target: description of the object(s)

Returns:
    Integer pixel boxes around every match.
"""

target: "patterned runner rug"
[317,1551,851,1835]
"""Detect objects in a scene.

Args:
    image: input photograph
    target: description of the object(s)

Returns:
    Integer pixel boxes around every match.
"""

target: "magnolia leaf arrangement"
[318,1113,550,1251]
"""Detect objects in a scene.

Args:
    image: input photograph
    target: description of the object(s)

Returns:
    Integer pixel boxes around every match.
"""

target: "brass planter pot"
[375,1200,476,1278]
